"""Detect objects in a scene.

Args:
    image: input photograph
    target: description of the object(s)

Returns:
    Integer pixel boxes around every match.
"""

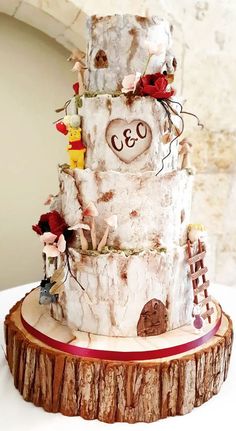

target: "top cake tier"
[85,14,173,93]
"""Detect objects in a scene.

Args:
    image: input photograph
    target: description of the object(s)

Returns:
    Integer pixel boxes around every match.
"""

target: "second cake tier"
[81,95,180,174]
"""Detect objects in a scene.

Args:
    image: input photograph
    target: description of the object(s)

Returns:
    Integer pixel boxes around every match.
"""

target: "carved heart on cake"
[105,119,152,163]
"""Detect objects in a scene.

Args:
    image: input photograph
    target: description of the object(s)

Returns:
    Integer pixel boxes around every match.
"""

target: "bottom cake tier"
[4,290,233,424]
[60,245,194,337]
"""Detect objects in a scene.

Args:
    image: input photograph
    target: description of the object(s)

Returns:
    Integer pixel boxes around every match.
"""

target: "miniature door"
[137,298,168,337]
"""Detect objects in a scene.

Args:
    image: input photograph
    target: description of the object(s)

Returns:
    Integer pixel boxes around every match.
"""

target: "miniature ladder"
[187,239,214,323]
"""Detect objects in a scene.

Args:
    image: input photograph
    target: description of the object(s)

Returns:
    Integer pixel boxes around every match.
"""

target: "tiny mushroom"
[83,202,99,250]
[179,138,193,170]
[44,194,54,205]
[41,233,66,257]
[71,61,87,88]
[69,49,87,95]
[97,215,118,252]
[67,48,86,63]
[68,222,90,251]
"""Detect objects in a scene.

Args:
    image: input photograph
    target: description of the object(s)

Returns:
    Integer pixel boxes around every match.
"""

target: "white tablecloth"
[0,282,235,431]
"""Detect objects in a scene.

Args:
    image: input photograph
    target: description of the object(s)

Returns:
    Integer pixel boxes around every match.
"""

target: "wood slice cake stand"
[4,288,233,424]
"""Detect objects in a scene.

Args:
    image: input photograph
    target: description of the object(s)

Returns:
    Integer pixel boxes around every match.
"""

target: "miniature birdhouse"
[94,49,109,69]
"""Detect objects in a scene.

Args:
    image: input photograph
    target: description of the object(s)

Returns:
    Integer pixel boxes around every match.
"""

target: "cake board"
[4,288,233,424]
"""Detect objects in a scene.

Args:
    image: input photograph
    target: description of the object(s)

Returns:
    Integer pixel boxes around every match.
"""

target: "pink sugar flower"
[42,233,66,257]
[121,72,141,94]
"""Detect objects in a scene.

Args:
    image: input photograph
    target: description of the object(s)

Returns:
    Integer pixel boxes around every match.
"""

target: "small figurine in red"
[56,114,86,169]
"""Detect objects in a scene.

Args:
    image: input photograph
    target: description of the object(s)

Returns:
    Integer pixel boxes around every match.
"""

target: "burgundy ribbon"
[21,309,222,362]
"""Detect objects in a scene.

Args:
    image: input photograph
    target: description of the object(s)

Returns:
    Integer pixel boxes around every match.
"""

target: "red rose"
[32,211,68,238]
[137,72,174,99]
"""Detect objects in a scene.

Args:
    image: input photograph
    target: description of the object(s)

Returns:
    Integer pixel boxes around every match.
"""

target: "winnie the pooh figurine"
[56,114,86,169]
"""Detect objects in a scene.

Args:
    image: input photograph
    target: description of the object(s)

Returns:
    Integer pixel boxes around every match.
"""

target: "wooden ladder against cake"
[187,239,214,323]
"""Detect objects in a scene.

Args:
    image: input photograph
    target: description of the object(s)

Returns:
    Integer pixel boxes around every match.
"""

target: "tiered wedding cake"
[50,15,193,337]
[4,14,232,424]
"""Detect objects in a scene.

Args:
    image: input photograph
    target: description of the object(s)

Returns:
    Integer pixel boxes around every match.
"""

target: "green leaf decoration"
[75,95,83,108]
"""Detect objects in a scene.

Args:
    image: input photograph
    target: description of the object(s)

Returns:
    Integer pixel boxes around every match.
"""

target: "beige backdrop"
[0,13,71,288]
[0,0,236,289]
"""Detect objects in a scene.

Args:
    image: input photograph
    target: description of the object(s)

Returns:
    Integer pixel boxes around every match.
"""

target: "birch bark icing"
[5,14,233,422]
[86,15,172,92]
[64,247,193,337]
[58,168,192,249]
[51,14,193,338]
[81,95,180,173]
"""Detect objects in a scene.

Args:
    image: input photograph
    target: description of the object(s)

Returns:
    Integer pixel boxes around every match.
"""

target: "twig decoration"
[155,99,203,176]
[55,99,71,114]
[65,250,85,291]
